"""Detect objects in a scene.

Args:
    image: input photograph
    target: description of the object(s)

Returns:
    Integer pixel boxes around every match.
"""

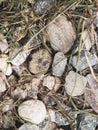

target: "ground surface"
[0,0,98,130]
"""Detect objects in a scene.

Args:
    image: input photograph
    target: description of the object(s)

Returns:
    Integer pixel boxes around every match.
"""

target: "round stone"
[18,123,39,130]
[29,49,51,74]
[18,100,47,124]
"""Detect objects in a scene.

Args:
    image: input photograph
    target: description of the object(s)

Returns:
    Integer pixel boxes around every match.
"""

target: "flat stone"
[78,114,98,130]
[71,51,98,71]
[52,52,67,77]
[11,50,28,66]
[65,71,87,96]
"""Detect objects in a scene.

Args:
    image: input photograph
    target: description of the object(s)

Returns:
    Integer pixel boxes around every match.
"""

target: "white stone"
[81,30,93,50]
[12,87,27,99]
[46,15,76,53]
[18,100,47,124]
[0,33,9,53]
[85,74,98,113]
[48,109,55,122]
[0,55,12,76]
[0,77,6,93]
[18,124,39,130]
[52,52,67,77]
[2,97,14,112]
[11,51,28,66]
[43,76,55,90]
[94,11,98,27]
[65,71,87,96]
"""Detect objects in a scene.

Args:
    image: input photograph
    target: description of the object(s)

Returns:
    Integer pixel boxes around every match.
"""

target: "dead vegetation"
[0,0,98,130]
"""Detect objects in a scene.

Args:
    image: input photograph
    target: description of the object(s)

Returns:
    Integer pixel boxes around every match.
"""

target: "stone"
[0,75,6,93]
[18,124,39,130]
[29,49,52,74]
[32,0,55,16]
[48,108,77,126]
[85,74,98,113]
[0,55,12,76]
[46,15,76,53]
[18,100,47,124]
[43,75,61,91]
[65,71,87,96]
[0,33,9,53]
[52,52,67,77]
[2,97,14,112]
[77,114,98,130]
[71,51,98,71]
[43,76,55,90]
[11,50,28,66]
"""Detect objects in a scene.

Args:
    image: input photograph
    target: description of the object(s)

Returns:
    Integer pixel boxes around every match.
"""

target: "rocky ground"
[0,0,98,130]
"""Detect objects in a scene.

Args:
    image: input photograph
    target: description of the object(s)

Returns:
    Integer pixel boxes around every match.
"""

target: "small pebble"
[78,114,98,130]
[11,50,28,66]
[85,74,98,113]
[65,71,87,96]
[0,33,9,53]
[2,97,14,112]
[52,52,67,77]
[18,123,39,130]
[0,55,12,76]
[46,15,76,53]
[43,75,61,91]
[29,49,52,74]
[81,30,93,50]
[71,51,98,71]
[43,76,55,90]
[32,0,55,16]
[18,100,47,124]
[0,75,6,93]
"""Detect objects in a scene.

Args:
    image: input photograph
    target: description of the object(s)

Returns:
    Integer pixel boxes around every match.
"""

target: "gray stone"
[71,51,98,71]
[78,114,98,130]
[52,52,67,77]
